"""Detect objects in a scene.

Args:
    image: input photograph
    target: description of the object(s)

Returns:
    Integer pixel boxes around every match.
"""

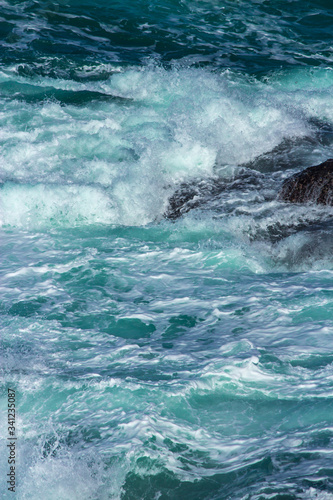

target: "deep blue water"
[1,1,333,499]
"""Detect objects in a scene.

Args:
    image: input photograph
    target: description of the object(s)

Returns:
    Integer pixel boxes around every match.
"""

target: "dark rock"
[164,169,265,220]
[164,179,225,220]
[279,159,333,205]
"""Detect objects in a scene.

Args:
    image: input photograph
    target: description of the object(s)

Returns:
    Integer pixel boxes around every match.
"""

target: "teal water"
[1,1,333,499]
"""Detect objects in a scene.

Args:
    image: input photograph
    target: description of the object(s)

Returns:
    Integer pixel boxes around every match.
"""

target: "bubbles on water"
[0,64,328,229]
[1,63,333,270]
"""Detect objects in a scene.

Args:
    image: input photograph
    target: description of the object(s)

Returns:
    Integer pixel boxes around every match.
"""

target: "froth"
[0,65,331,228]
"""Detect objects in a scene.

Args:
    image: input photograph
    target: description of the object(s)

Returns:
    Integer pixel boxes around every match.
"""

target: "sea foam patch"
[0,65,323,229]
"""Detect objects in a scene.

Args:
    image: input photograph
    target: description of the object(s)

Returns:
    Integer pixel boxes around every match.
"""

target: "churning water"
[1,1,333,498]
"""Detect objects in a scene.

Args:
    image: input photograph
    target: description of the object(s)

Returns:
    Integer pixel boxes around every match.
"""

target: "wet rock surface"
[164,169,265,220]
[279,159,333,205]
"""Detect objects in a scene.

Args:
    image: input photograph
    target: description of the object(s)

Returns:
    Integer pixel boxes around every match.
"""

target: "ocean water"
[1,1,333,499]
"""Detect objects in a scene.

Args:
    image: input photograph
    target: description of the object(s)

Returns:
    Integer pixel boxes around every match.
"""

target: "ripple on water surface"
[1,2,333,497]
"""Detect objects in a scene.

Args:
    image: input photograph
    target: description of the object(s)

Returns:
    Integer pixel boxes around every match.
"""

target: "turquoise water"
[1,1,333,499]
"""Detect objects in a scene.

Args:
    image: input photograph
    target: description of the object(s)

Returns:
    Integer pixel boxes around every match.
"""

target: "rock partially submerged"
[164,159,333,221]
[164,178,226,220]
[164,169,264,220]
[279,159,333,205]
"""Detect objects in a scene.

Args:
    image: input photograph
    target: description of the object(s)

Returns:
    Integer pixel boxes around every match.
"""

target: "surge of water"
[1,65,333,230]
[1,1,333,499]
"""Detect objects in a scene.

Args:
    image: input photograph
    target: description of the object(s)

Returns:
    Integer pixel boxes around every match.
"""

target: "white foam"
[0,183,116,228]
[0,65,332,229]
